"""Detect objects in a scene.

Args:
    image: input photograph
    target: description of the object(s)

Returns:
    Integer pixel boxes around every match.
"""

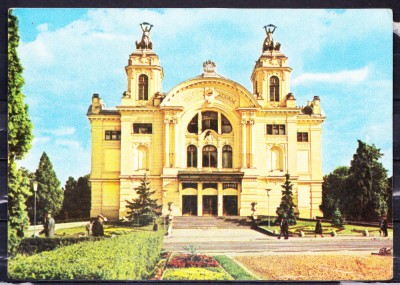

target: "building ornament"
[135,22,153,50]
[263,24,281,52]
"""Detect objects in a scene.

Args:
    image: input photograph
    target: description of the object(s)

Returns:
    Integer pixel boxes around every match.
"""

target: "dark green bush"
[17,237,104,256]
[9,231,164,280]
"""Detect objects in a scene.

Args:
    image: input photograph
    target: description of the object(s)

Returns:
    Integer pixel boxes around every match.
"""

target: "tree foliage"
[58,175,91,220]
[125,174,161,226]
[276,173,297,225]
[8,10,33,164]
[7,10,34,254]
[321,140,390,222]
[32,152,64,220]
[320,166,349,219]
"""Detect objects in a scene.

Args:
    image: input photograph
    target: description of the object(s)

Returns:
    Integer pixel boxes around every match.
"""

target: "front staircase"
[172,216,252,229]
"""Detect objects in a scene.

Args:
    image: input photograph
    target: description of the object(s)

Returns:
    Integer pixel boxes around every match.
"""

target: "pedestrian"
[278,217,289,239]
[381,216,388,237]
[40,212,55,238]
[314,219,324,237]
[92,215,105,237]
[86,219,93,236]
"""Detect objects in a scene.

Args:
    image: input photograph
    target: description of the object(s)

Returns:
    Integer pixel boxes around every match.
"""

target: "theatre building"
[87,24,326,220]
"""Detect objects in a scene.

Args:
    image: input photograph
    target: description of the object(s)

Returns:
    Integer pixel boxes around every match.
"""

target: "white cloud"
[37,23,48,32]
[33,136,51,144]
[45,127,76,136]
[292,66,369,86]
[56,139,81,150]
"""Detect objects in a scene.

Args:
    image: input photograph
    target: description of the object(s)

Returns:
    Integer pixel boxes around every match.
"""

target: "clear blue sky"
[13,8,393,185]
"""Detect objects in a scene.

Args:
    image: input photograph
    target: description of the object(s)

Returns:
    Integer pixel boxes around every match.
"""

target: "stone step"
[172,216,252,229]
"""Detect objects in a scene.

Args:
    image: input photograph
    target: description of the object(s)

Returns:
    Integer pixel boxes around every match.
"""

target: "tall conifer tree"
[276,173,297,225]
[7,10,34,254]
[34,152,63,220]
[125,174,161,226]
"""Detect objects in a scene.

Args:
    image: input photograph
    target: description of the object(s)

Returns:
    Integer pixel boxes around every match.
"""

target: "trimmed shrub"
[17,237,103,256]
[163,267,233,280]
[167,254,219,268]
[9,231,164,280]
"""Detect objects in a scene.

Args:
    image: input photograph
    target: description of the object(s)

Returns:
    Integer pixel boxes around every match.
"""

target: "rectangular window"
[297,132,309,142]
[105,131,121,140]
[266,124,286,135]
[133,123,152,134]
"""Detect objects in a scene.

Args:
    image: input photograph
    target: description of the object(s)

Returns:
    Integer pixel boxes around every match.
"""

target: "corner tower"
[122,22,163,106]
[251,25,293,108]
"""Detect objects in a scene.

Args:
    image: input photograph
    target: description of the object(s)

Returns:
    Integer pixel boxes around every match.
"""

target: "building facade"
[87,24,326,220]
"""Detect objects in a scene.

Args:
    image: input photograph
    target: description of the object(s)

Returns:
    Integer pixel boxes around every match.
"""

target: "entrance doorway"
[182,195,198,216]
[203,195,218,216]
[223,196,238,215]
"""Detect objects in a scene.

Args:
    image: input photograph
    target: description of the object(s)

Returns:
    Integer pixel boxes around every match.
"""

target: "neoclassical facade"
[87,24,326,220]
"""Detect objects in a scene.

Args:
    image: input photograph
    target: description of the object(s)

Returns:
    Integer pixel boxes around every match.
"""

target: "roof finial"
[262,24,281,52]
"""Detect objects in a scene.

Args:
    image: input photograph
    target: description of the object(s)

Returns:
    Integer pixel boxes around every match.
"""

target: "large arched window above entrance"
[187,114,198,134]
[202,145,217,168]
[202,111,218,132]
[222,145,233,168]
[138,74,149,100]
[221,114,232,134]
[187,145,197,168]
[269,76,280,102]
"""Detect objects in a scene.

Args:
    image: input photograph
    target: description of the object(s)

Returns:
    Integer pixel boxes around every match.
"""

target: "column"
[218,113,221,134]
[217,146,222,169]
[197,183,203,216]
[242,120,247,168]
[197,111,202,134]
[178,183,183,216]
[164,119,170,167]
[217,183,223,216]
[173,119,179,167]
[250,120,255,167]
[197,144,202,169]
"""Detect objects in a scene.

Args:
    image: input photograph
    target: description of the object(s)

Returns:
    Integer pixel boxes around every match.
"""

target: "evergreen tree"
[347,140,389,221]
[320,166,349,219]
[33,152,63,220]
[125,174,161,226]
[7,10,34,254]
[59,175,91,220]
[276,173,297,225]
[331,207,343,227]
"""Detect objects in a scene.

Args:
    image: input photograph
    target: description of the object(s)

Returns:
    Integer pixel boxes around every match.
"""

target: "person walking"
[381,216,388,237]
[314,219,324,237]
[278,217,289,240]
[40,212,55,238]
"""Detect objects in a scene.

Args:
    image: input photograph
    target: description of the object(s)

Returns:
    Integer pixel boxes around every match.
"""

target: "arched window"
[187,114,198,134]
[221,114,232,134]
[202,111,218,132]
[187,145,197,168]
[222,145,232,168]
[136,145,149,170]
[202,145,217,168]
[138,74,148,100]
[269,76,279,102]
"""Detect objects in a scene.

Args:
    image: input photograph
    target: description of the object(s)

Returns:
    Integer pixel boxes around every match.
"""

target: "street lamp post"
[266,188,272,228]
[32,181,38,237]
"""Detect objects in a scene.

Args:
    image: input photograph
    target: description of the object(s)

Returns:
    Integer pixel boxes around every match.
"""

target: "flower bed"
[163,267,233,280]
[167,254,220,268]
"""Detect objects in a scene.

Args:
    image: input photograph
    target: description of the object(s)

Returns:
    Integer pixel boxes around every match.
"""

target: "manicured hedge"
[9,231,164,280]
[17,237,104,256]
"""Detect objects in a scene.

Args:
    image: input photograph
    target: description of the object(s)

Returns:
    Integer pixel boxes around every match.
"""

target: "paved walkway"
[163,228,393,256]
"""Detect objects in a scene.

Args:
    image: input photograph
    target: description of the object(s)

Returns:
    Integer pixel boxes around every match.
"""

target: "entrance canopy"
[177,171,244,183]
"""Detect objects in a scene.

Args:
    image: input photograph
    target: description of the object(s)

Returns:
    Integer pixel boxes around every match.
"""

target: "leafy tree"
[8,10,33,165]
[125,174,161,226]
[320,166,349,219]
[8,163,31,253]
[275,173,297,225]
[59,175,91,220]
[7,10,34,254]
[33,152,63,220]
[347,140,389,221]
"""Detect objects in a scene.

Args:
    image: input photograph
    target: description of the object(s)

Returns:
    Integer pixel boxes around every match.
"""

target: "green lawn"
[259,219,392,237]
[213,255,258,280]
